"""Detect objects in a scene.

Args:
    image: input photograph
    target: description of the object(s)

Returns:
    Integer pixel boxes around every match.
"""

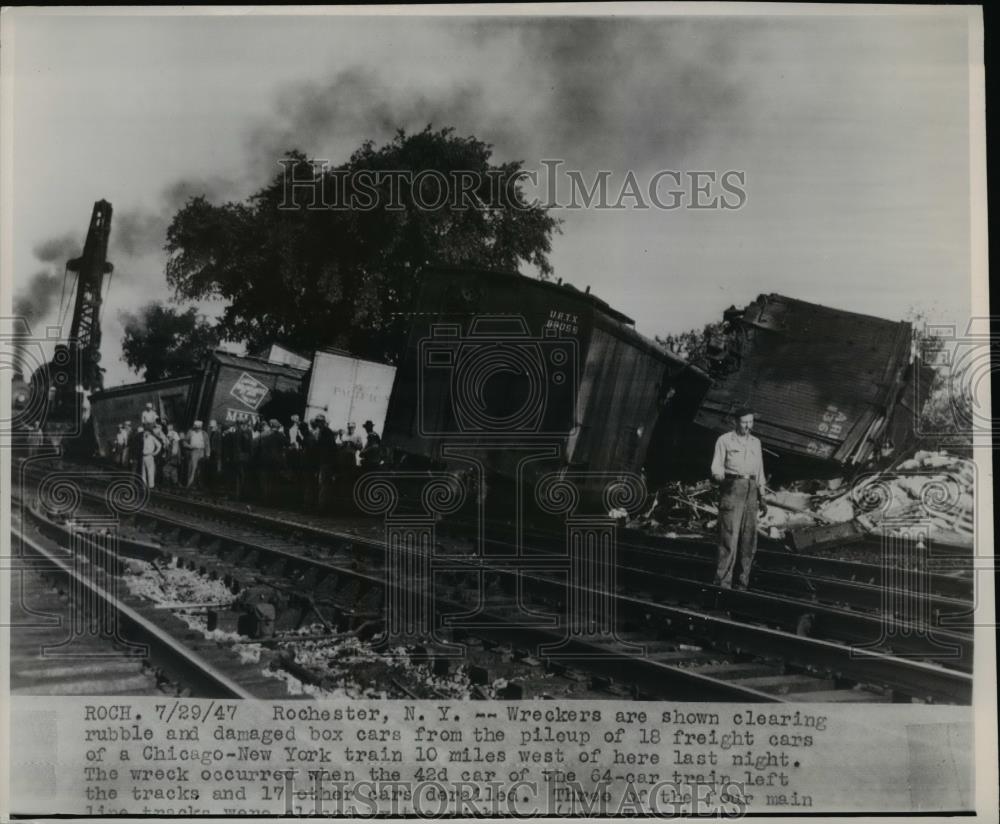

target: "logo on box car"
[230,371,269,410]
[225,408,260,424]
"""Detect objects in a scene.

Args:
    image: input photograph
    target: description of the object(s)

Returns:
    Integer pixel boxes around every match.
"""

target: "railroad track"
[17,495,785,702]
[109,475,975,625]
[83,463,976,624]
[126,476,976,671]
[8,511,267,699]
[23,454,970,574]
[12,463,973,704]
[614,530,975,602]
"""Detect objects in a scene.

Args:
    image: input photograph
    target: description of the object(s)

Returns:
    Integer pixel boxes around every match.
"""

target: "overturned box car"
[88,375,195,457]
[684,293,930,478]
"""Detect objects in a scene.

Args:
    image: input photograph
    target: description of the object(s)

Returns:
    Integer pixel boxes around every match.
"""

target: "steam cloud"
[247,18,749,173]
[9,268,68,379]
[33,233,80,264]
[13,270,63,322]
[13,237,80,358]
[246,66,521,170]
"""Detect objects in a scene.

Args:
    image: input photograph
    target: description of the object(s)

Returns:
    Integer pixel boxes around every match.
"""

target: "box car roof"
[209,349,309,379]
[420,265,699,371]
[422,265,635,325]
[89,374,195,400]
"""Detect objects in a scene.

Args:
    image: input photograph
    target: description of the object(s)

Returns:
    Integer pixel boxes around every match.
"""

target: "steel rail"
[25,482,971,704]
[11,520,255,699]
[22,501,788,703]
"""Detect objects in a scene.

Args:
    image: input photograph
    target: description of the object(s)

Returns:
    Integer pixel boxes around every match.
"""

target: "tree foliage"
[120,302,221,382]
[907,311,974,445]
[165,127,560,362]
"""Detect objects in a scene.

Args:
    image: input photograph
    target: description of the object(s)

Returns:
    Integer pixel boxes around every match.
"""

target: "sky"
[2,7,980,387]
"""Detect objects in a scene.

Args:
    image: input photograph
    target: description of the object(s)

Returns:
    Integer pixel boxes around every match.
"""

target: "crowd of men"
[110,403,382,508]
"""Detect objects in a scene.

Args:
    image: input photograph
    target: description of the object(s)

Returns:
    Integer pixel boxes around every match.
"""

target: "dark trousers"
[716,478,759,590]
[317,464,336,510]
[233,461,249,500]
[300,468,318,510]
[258,467,273,501]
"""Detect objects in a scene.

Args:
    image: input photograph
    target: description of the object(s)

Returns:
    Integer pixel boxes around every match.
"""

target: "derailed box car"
[383,266,703,501]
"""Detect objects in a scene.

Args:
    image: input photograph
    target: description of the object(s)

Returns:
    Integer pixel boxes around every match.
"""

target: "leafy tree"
[165,127,561,362]
[907,310,973,446]
[120,302,221,381]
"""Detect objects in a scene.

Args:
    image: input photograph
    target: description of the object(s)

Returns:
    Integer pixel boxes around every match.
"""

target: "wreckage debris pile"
[855,450,975,546]
[633,450,974,548]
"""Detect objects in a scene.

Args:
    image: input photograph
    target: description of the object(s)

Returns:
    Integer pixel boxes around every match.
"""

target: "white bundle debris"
[760,449,975,546]
[123,559,235,606]
[858,451,974,546]
[639,448,977,547]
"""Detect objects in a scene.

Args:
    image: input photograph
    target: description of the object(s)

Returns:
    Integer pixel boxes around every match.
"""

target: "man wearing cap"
[710,407,766,590]
[313,415,338,509]
[141,402,157,427]
[359,420,382,469]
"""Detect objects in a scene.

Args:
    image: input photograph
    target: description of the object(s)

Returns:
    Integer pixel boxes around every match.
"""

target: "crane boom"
[30,199,115,444]
[66,199,114,392]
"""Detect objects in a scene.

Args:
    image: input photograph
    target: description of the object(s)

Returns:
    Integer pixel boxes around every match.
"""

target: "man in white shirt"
[141,423,162,489]
[343,421,365,467]
[184,420,207,488]
[287,415,303,450]
[117,422,132,467]
[141,402,158,427]
[115,423,129,465]
[710,407,766,590]
[164,423,181,486]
